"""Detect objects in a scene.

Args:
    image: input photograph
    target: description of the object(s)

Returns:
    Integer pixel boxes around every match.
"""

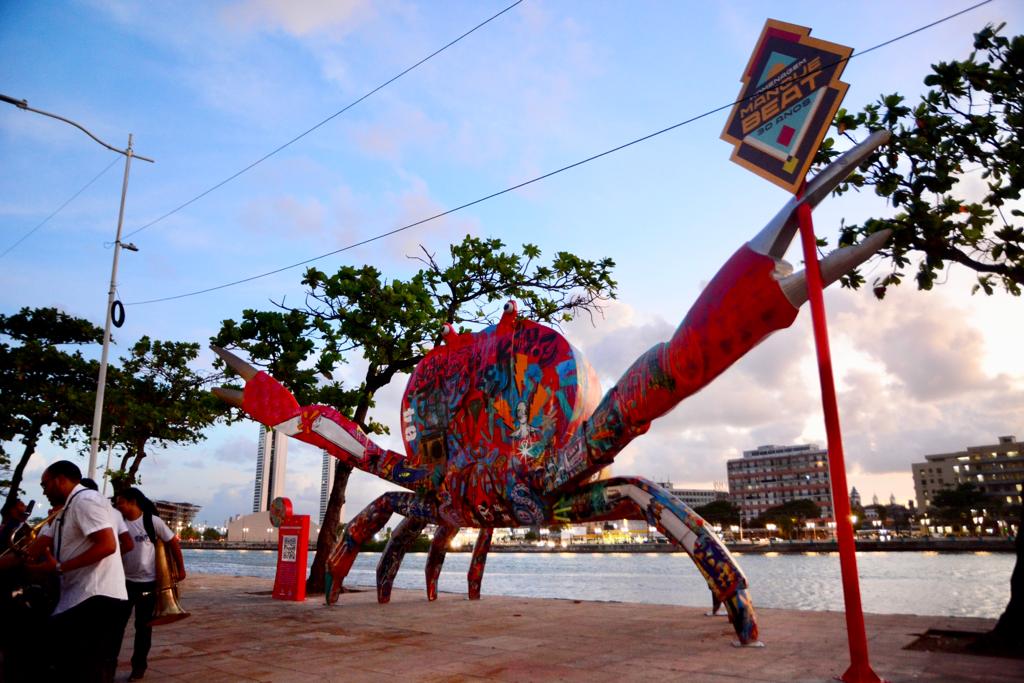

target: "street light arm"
[0,93,154,163]
[2,93,152,481]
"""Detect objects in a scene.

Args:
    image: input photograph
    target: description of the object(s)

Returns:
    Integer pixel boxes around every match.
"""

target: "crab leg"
[555,477,761,646]
[325,492,435,605]
[426,525,460,601]
[377,517,428,603]
[211,346,433,491]
[468,528,494,600]
[547,132,893,489]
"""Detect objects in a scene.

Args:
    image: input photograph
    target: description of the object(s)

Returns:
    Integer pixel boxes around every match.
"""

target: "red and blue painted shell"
[400,306,601,527]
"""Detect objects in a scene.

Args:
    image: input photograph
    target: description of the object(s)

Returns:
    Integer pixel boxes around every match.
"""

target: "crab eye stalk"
[441,323,455,338]
[503,300,517,316]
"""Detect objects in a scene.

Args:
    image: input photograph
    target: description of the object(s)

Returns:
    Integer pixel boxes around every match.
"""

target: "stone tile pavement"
[117,574,1023,682]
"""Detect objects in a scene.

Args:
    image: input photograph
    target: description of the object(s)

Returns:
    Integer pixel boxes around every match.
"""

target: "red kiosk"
[269,497,310,601]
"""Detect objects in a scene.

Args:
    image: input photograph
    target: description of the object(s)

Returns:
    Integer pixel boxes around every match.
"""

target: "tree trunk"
[3,428,40,510]
[110,443,145,495]
[305,460,353,594]
[984,507,1023,650]
[126,444,146,485]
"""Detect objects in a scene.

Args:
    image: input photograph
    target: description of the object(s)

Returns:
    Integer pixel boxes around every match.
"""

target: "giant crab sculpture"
[213,131,891,646]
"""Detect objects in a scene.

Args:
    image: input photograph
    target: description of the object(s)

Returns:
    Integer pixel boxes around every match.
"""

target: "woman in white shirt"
[113,487,186,682]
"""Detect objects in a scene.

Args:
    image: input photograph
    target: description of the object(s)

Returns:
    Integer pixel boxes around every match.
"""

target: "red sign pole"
[795,189,883,683]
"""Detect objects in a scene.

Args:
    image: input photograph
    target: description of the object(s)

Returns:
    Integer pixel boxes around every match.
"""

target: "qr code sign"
[281,535,298,562]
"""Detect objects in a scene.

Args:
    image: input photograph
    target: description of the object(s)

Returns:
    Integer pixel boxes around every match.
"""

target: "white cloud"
[240,194,327,237]
[210,436,260,465]
[370,175,480,262]
[350,102,447,163]
[221,0,375,38]
[559,279,1023,506]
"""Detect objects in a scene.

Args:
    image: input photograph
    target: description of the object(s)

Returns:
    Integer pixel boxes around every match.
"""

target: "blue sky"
[2,1,1022,528]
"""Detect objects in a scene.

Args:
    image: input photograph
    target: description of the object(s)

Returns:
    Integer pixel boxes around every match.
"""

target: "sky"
[2,0,1022,529]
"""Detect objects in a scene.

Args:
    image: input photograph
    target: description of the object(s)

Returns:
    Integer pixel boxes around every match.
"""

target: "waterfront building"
[727,444,834,522]
[320,450,335,523]
[154,500,201,534]
[253,425,288,513]
[656,482,730,509]
[226,510,319,543]
[850,486,861,508]
[911,434,1023,510]
[862,496,914,536]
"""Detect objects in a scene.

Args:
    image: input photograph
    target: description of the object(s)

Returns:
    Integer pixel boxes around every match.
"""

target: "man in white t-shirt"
[113,487,186,681]
[27,460,129,683]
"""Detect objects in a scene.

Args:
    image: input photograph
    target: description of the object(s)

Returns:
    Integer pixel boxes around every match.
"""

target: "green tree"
[217,235,615,594]
[212,310,364,590]
[202,526,223,541]
[694,499,741,526]
[814,24,1024,298]
[817,25,1024,650]
[928,482,992,531]
[73,337,228,492]
[0,307,102,509]
[754,499,823,539]
[180,526,201,541]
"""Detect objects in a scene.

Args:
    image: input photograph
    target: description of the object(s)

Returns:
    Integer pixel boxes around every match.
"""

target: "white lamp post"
[1,94,154,480]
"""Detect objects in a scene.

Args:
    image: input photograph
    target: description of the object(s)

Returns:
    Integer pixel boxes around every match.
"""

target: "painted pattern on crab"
[213,131,893,647]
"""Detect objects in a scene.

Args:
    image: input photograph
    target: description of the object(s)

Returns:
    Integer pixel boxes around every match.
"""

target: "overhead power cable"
[127,0,993,306]
[123,0,524,240]
[1,156,121,259]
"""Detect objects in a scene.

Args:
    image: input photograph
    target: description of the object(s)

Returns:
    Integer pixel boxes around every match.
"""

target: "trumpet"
[149,537,190,626]
[0,506,62,560]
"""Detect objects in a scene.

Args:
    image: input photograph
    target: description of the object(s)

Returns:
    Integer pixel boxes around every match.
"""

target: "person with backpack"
[112,488,186,681]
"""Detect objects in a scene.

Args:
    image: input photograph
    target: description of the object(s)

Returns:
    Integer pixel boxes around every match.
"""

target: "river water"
[182,549,1014,619]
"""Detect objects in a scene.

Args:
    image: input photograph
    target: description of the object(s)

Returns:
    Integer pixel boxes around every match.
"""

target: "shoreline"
[183,537,1017,553]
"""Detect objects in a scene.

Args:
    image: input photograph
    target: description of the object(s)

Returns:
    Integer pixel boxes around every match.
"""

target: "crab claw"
[744,129,893,308]
[211,345,258,380]
[211,387,245,408]
[778,228,892,308]
[748,129,891,260]
[209,345,301,427]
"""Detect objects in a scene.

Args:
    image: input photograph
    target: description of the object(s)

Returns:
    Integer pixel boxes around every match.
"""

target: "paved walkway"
[120,574,1023,682]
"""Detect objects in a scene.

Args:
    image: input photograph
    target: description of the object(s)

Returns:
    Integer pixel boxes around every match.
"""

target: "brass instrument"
[148,537,190,626]
[0,506,62,560]
[2,506,62,616]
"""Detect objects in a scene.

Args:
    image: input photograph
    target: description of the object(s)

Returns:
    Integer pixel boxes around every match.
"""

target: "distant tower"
[850,486,861,507]
[871,493,879,506]
[253,425,288,513]
[889,493,896,506]
[319,450,336,523]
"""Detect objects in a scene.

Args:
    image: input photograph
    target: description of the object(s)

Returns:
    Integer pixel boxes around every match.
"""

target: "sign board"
[270,497,309,601]
[721,20,852,194]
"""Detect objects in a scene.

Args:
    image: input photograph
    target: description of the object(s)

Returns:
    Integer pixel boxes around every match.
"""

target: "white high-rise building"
[320,450,336,523]
[252,425,288,513]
